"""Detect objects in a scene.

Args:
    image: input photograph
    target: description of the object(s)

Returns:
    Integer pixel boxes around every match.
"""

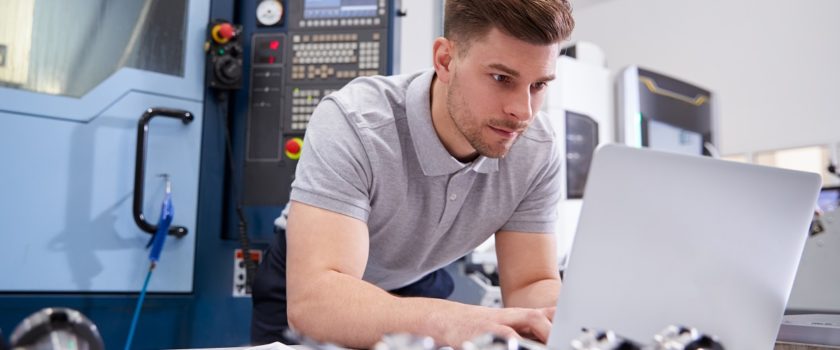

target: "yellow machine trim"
[639,76,708,106]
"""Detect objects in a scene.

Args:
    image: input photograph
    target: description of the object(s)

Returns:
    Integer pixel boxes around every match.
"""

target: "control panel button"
[212,23,236,44]
[285,137,304,160]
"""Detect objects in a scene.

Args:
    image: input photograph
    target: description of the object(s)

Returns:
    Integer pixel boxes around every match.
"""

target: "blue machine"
[0,0,399,348]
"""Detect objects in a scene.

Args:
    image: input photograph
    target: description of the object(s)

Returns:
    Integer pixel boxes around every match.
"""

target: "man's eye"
[492,74,511,83]
[532,82,548,90]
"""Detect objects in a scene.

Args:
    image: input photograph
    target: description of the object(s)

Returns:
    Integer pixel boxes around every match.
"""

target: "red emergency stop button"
[211,22,235,44]
[285,137,303,160]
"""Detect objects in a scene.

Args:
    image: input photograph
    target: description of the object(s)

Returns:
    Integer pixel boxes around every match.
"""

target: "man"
[251,0,574,347]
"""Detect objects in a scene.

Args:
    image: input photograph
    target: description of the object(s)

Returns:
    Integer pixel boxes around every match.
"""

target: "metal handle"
[133,107,193,238]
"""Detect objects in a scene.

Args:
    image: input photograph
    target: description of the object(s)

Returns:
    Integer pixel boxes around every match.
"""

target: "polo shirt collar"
[405,70,499,176]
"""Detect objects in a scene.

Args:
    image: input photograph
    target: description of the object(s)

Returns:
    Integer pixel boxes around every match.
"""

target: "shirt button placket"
[434,169,476,234]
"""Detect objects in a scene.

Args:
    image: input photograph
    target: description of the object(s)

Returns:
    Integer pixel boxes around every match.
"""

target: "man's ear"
[432,37,455,84]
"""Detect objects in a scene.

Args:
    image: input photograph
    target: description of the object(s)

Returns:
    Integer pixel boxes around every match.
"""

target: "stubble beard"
[446,74,527,159]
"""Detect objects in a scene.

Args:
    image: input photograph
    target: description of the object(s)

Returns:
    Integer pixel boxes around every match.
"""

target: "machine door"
[0,0,209,293]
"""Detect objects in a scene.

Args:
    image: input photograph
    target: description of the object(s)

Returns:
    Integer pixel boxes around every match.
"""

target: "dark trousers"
[250,231,454,345]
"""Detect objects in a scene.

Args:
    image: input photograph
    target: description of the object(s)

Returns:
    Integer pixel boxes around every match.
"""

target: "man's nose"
[503,88,533,122]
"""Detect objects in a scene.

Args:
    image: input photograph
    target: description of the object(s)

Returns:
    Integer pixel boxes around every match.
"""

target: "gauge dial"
[256,0,283,26]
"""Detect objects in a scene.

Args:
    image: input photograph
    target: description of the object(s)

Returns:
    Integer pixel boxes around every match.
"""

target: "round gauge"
[256,0,283,26]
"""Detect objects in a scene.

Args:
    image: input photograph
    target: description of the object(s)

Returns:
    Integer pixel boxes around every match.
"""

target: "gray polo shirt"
[290,69,562,290]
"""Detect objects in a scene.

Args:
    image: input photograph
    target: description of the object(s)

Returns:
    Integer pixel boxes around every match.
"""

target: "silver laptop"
[548,144,822,349]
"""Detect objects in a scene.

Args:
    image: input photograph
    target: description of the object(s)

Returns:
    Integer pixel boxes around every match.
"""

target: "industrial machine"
[0,0,399,348]
[617,66,717,157]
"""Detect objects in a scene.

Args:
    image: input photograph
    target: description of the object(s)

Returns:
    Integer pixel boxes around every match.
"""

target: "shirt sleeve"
[289,98,373,223]
[500,143,562,233]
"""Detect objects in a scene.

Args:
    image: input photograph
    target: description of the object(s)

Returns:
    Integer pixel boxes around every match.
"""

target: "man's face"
[446,28,559,158]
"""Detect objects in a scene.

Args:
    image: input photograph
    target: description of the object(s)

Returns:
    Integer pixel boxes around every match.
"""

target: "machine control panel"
[237,0,394,213]
[247,33,285,161]
[291,32,382,81]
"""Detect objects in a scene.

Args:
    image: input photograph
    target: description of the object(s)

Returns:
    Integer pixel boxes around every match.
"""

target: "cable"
[216,93,257,290]
[124,263,154,350]
[125,175,173,350]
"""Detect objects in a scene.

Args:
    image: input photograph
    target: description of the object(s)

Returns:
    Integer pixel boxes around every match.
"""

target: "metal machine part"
[290,327,727,350]
[570,329,640,350]
[462,333,547,350]
[651,325,724,350]
[373,333,436,350]
[9,308,104,350]
[447,253,502,308]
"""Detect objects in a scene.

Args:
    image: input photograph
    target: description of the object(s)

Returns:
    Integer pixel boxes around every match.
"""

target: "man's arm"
[494,230,561,309]
[286,202,554,348]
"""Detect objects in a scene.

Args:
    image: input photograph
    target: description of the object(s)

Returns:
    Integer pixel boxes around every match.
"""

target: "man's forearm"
[502,277,561,309]
[288,270,489,348]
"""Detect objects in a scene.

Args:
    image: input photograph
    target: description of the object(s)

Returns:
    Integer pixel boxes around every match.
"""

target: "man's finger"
[488,324,520,340]
[526,317,552,343]
[499,309,552,343]
[541,307,556,322]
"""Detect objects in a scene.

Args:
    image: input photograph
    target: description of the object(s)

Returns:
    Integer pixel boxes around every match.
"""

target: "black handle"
[133,107,193,238]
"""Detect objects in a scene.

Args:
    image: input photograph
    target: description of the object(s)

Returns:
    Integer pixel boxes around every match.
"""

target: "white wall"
[569,0,840,155]
[397,0,442,74]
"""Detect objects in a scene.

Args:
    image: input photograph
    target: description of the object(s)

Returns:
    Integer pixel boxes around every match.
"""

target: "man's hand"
[512,307,555,342]
[429,306,555,346]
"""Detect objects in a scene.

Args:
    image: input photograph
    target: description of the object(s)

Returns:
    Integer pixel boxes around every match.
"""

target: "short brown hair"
[444,0,574,53]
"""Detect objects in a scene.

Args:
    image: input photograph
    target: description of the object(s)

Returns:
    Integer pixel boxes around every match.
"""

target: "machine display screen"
[647,119,703,156]
[304,0,378,18]
[818,187,839,213]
